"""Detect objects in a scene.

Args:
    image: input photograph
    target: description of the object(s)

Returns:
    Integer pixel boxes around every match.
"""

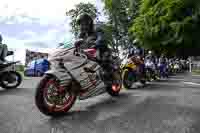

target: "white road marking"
[191,74,200,77]
[183,82,200,86]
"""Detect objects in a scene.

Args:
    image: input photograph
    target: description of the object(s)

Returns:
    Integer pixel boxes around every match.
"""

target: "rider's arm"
[94,28,107,49]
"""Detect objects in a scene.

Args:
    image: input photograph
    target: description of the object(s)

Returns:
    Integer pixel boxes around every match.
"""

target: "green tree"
[66,2,100,38]
[131,0,200,56]
[103,0,140,49]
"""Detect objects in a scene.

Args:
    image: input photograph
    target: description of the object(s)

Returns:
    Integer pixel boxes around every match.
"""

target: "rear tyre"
[35,75,77,117]
[106,70,122,97]
[145,69,152,81]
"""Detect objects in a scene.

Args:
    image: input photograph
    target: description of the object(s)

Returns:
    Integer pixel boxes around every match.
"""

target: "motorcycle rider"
[0,34,8,64]
[134,46,146,83]
[0,34,14,65]
[74,12,111,72]
[145,51,156,64]
[145,50,158,80]
[158,54,168,77]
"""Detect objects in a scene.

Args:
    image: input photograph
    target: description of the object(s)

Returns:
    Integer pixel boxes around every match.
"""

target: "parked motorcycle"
[0,61,22,89]
[35,46,122,117]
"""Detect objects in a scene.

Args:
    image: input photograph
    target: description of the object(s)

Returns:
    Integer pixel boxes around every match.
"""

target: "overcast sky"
[0,0,105,64]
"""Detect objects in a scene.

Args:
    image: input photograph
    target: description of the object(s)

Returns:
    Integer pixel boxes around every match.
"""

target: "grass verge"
[17,71,31,80]
[192,69,200,75]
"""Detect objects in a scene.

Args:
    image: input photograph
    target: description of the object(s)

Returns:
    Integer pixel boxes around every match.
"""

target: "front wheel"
[106,70,122,97]
[122,69,136,89]
[145,69,152,81]
[35,75,77,117]
[0,71,22,89]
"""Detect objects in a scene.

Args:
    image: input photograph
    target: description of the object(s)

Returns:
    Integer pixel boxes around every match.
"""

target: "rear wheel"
[145,69,152,81]
[35,75,77,117]
[106,70,122,97]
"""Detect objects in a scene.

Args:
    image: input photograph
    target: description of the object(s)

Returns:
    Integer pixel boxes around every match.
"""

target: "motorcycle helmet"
[134,48,140,55]
[76,12,93,25]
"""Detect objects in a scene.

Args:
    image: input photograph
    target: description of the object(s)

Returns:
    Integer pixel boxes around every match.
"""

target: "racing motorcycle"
[121,54,146,89]
[35,45,122,117]
[0,61,22,89]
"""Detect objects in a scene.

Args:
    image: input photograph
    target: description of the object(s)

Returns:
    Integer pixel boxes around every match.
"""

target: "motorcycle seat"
[7,51,14,56]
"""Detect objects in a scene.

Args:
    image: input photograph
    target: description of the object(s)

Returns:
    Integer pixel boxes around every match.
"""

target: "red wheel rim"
[43,79,75,112]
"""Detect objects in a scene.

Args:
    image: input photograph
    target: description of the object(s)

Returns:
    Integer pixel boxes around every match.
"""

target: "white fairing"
[45,69,71,80]
[46,47,99,83]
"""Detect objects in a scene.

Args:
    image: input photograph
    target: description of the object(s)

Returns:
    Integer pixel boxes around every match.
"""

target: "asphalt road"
[0,73,200,133]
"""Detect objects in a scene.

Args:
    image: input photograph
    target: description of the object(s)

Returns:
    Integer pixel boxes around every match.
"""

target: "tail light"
[83,48,96,58]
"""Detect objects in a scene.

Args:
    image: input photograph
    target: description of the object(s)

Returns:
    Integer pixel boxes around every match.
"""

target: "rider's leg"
[0,46,3,60]
[0,44,8,61]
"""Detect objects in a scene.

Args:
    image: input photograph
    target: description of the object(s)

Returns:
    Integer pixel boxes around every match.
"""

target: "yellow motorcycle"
[121,55,146,89]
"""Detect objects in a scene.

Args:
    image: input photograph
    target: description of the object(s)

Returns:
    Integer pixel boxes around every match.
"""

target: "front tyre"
[122,69,136,89]
[35,75,77,117]
[0,71,22,89]
[145,69,152,81]
[106,70,122,97]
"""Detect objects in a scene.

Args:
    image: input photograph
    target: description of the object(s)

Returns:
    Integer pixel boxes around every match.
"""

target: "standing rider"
[74,12,111,71]
[145,51,156,63]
